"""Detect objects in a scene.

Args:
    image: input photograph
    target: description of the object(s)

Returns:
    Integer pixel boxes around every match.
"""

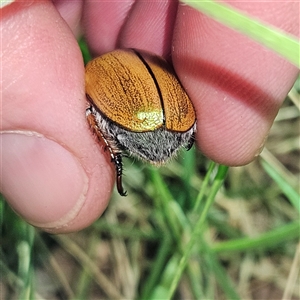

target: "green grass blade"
[78,37,92,64]
[201,238,241,300]
[212,220,300,254]
[193,161,216,213]
[167,165,228,299]
[181,0,299,67]
[260,157,300,213]
[140,236,173,299]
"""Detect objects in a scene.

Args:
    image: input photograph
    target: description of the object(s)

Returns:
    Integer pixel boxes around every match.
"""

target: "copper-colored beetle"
[85,49,196,196]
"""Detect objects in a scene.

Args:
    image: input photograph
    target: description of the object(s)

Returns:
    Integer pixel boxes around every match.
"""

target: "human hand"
[1,0,298,233]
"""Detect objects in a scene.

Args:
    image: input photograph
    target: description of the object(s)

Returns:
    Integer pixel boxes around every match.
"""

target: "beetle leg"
[114,154,127,197]
[103,142,127,196]
[185,133,195,151]
[86,107,127,196]
[98,136,127,196]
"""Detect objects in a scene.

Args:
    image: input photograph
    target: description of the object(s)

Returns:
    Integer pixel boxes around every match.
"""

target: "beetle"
[85,49,196,196]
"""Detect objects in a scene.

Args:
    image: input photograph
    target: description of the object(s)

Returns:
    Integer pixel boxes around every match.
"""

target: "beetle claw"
[185,132,196,151]
[114,154,127,196]
[117,176,127,197]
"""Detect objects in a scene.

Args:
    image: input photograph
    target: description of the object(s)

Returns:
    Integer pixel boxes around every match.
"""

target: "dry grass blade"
[54,235,125,299]
[282,242,300,300]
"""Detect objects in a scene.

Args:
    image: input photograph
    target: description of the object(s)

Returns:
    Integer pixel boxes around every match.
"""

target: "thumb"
[1,1,114,233]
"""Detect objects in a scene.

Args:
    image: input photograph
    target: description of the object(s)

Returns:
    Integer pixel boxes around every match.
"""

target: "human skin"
[1,0,299,233]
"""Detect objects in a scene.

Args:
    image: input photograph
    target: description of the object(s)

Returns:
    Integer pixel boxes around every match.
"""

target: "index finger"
[172,2,299,165]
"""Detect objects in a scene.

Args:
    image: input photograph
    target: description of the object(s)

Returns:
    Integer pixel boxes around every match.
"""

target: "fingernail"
[0,132,89,229]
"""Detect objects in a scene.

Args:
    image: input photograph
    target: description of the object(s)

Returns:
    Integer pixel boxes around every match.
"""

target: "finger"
[52,0,83,37]
[82,0,177,57]
[82,0,134,55]
[117,0,178,57]
[1,1,114,233]
[172,2,299,166]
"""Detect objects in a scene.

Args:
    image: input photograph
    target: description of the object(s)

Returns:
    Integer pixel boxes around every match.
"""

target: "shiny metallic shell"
[85,49,196,133]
